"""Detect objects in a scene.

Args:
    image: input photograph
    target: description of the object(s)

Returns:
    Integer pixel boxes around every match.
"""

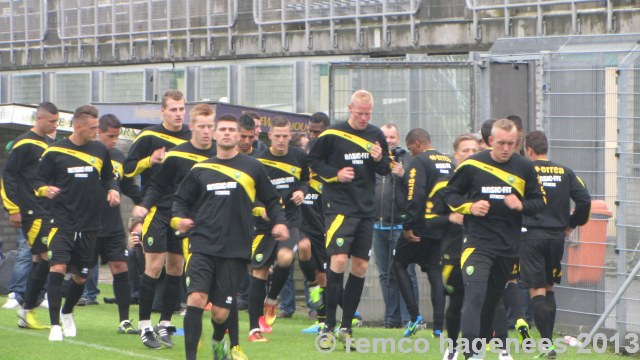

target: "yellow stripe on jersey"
[125,156,152,178]
[112,160,124,179]
[164,151,209,163]
[135,130,188,146]
[35,186,49,198]
[458,159,525,197]
[0,179,20,215]
[442,264,454,286]
[325,214,345,248]
[43,147,104,175]
[258,159,302,180]
[27,219,42,247]
[448,202,472,215]
[142,206,158,237]
[428,180,449,199]
[252,234,265,257]
[319,129,375,153]
[11,138,48,151]
[309,178,323,194]
[320,176,338,183]
[193,163,256,202]
[460,247,475,268]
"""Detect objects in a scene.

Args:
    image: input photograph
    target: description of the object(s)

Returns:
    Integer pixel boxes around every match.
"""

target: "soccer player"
[172,114,289,360]
[131,103,215,348]
[1,102,59,329]
[393,128,452,338]
[243,111,268,154]
[522,130,591,358]
[95,114,143,334]
[238,114,262,157]
[308,89,391,347]
[444,119,546,358]
[248,116,309,342]
[35,105,120,341]
[439,133,481,360]
[124,89,190,347]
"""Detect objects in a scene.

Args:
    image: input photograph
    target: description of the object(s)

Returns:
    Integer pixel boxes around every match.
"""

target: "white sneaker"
[60,312,77,337]
[39,294,49,309]
[444,349,459,360]
[499,351,513,360]
[2,293,20,309]
[49,325,63,341]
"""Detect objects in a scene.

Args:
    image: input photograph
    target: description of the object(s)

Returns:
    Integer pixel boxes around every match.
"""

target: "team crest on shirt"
[291,167,297,174]
[41,236,47,245]
[147,237,154,246]
[47,250,52,258]
[508,176,515,184]
[235,172,241,179]
[336,238,344,247]
[366,143,372,150]
[186,277,190,287]
[28,210,33,215]
[90,157,96,164]
[466,266,474,276]
[256,254,263,262]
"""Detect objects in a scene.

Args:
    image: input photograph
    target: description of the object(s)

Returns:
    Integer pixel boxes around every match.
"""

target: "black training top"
[172,154,287,260]
[301,170,325,236]
[308,120,391,218]
[2,130,54,219]
[35,138,118,232]
[444,150,546,257]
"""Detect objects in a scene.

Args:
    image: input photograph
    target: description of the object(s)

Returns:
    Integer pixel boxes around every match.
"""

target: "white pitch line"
[0,325,171,359]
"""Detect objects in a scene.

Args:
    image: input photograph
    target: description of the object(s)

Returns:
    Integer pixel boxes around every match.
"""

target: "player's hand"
[403,229,420,242]
[391,161,404,177]
[107,190,120,207]
[132,205,149,219]
[291,190,304,206]
[150,147,166,165]
[260,209,270,222]
[565,227,574,238]
[504,194,523,212]
[449,212,464,225]
[371,141,383,162]
[337,167,355,183]
[8,213,22,228]
[45,186,61,199]
[177,218,195,233]
[470,200,490,216]
[129,232,142,248]
[272,224,290,241]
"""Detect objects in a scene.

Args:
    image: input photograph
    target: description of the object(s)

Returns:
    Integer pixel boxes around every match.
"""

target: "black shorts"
[141,206,183,254]
[519,236,564,288]
[22,217,52,255]
[460,247,515,288]
[325,214,373,260]
[186,253,246,309]
[48,229,97,277]
[441,258,463,296]
[301,230,328,273]
[95,234,128,264]
[393,236,441,272]
[250,228,300,269]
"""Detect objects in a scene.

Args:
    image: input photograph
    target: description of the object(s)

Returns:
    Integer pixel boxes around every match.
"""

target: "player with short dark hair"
[2,102,59,330]
[308,112,330,139]
[35,105,120,341]
[522,130,591,358]
[173,114,289,360]
[444,119,546,359]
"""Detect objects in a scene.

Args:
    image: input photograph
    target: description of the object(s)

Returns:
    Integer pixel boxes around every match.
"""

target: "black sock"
[546,291,557,335]
[184,306,203,360]
[62,278,85,314]
[227,300,239,347]
[24,260,49,310]
[160,274,182,323]
[341,273,365,330]
[531,295,551,340]
[325,270,344,330]
[267,266,290,300]
[46,272,65,326]
[317,290,327,324]
[139,275,159,322]
[113,272,131,322]
[504,282,525,320]
[248,276,266,330]
[212,317,227,342]
[299,259,317,283]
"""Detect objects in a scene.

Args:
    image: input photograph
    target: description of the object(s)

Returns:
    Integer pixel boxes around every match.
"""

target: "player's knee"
[350,257,368,277]
[276,248,294,267]
[187,292,209,308]
[252,267,269,280]
[109,261,128,274]
[298,240,311,259]
[329,254,348,272]
[211,306,229,324]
